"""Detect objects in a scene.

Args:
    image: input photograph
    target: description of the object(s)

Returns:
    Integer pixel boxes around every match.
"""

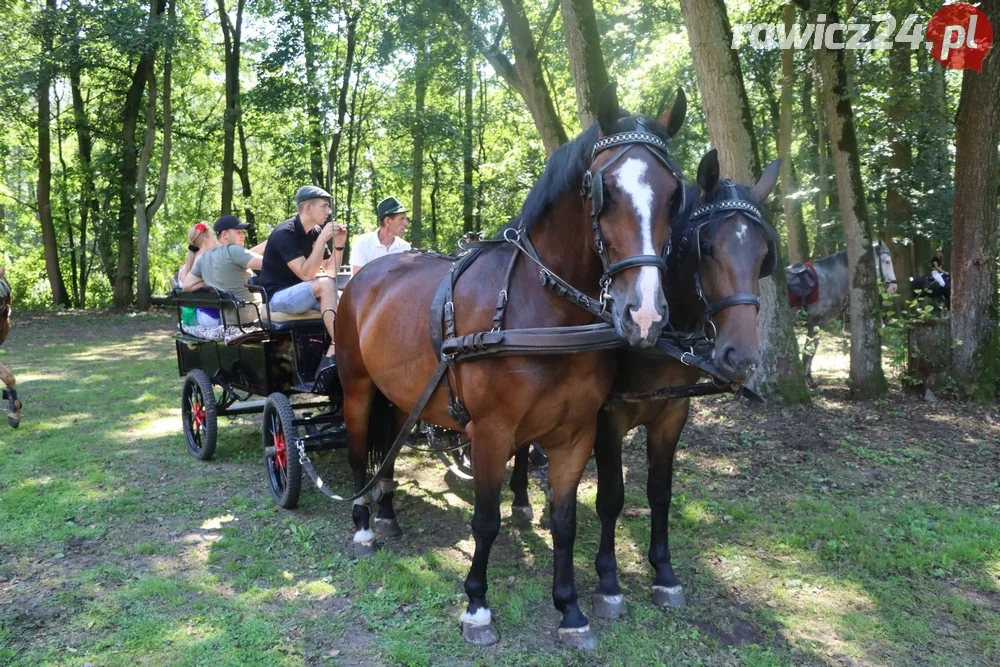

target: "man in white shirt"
[349,196,412,274]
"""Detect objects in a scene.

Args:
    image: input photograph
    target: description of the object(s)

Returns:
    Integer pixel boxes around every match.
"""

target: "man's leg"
[310,276,338,356]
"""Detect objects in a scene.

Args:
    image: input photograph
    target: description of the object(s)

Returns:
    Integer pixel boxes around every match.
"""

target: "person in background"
[930,247,949,289]
[349,196,411,275]
[176,222,219,326]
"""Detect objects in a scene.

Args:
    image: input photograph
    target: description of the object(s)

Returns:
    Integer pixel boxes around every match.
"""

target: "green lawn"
[1,312,998,666]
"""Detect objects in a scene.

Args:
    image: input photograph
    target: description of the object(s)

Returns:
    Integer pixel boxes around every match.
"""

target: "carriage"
[170,276,471,510]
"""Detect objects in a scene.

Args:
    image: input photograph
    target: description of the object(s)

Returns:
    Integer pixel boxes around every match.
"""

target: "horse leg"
[802,325,819,388]
[342,373,379,557]
[0,360,19,429]
[592,411,627,619]
[460,421,509,646]
[509,447,533,521]
[647,400,690,608]
[546,427,599,650]
[374,408,405,539]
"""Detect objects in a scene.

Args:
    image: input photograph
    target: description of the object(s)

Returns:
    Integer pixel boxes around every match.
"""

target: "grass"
[1,311,998,665]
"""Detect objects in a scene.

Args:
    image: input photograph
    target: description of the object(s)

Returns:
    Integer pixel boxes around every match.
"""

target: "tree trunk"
[235,121,257,245]
[411,43,427,247]
[462,42,475,234]
[326,9,358,195]
[950,0,1000,399]
[136,0,174,311]
[55,91,79,307]
[780,4,808,263]
[680,0,809,402]
[37,0,70,307]
[429,153,440,249]
[69,3,95,307]
[115,0,165,308]
[302,4,324,185]
[560,0,609,129]
[885,41,914,307]
[817,3,886,398]
[217,0,244,216]
[439,0,567,155]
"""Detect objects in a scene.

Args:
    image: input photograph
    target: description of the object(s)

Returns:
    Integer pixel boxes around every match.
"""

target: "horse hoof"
[511,505,533,522]
[558,624,598,651]
[592,593,625,619]
[652,585,685,608]
[462,622,500,646]
[7,415,18,429]
[354,540,377,558]
[375,518,402,538]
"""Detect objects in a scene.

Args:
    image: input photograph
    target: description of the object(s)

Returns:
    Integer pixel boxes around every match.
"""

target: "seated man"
[260,185,347,374]
[182,214,265,324]
[349,196,411,275]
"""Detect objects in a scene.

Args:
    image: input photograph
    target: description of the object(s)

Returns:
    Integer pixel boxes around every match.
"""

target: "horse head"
[874,240,898,294]
[584,83,686,347]
[672,150,781,384]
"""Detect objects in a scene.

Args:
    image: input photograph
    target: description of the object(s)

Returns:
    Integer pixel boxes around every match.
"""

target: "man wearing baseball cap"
[348,196,411,275]
[182,214,265,323]
[259,185,347,373]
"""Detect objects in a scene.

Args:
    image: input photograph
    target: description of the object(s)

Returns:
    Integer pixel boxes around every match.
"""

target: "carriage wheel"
[263,392,302,509]
[182,370,217,461]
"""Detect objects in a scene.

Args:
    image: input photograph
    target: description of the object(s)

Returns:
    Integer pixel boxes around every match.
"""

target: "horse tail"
[367,389,395,477]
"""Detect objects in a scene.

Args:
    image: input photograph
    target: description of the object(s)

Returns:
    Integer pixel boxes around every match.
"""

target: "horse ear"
[658,88,686,138]
[752,159,781,203]
[0,266,5,279]
[597,82,620,136]
[697,149,720,198]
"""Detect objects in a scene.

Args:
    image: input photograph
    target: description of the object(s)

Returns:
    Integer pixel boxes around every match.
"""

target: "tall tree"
[326,8,359,194]
[679,0,809,402]
[68,0,96,307]
[560,0,609,129]
[301,2,324,185]
[816,1,886,398]
[439,0,567,155]
[462,42,475,233]
[950,0,1000,399]
[36,0,70,307]
[411,41,427,247]
[780,3,808,262]
[114,0,166,308]
[217,0,245,216]
[136,0,174,311]
[885,41,915,306]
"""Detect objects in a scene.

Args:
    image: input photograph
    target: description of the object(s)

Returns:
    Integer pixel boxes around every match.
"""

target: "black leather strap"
[604,254,668,277]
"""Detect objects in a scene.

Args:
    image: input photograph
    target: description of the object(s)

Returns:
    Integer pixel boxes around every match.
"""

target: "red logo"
[926,3,994,71]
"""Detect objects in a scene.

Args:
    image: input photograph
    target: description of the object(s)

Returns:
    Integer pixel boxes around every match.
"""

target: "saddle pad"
[786,262,819,308]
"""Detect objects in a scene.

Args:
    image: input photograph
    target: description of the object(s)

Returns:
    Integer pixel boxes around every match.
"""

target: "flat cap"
[295,185,332,204]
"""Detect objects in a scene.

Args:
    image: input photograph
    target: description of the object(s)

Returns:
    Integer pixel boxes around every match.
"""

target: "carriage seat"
[265,309,326,331]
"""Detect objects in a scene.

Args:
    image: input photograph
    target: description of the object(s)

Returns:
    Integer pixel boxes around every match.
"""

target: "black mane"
[501,113,682,236]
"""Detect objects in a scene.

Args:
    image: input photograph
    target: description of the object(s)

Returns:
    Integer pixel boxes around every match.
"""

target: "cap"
[213,214,250,234]
[377,196,408,220]
[295,185,332,205]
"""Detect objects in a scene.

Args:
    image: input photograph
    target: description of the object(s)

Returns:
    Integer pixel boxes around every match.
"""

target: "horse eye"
[700,241,713,256]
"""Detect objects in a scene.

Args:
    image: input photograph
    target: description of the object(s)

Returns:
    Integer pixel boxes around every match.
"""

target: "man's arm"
[249,240,267,255]
[182,268,206,291]
[247,253,263,271]
[286,223,334,280]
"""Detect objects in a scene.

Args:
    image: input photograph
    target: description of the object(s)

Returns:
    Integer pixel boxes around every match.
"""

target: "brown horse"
[335,84,686,649]
[509,151,781,616]
[0,265,21,428]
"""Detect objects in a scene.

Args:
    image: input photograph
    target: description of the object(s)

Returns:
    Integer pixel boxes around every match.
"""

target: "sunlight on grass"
[125,410,179,440]
[201,514,237,530]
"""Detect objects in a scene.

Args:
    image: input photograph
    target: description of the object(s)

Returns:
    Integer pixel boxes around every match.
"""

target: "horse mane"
[500,112,681,236]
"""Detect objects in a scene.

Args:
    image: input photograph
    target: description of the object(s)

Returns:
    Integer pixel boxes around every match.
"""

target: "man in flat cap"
[349,196,411,275]
[260,185,347,373]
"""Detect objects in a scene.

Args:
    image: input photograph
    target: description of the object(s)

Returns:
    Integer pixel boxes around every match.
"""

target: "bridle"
[677,180,778,341]
[581,116,686,306]
[873,242,896,289]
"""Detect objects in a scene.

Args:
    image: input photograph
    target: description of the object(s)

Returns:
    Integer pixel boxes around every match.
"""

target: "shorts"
[269,281,320,314]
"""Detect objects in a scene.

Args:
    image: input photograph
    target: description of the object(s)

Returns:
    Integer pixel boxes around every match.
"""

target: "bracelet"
[334,246,345,251]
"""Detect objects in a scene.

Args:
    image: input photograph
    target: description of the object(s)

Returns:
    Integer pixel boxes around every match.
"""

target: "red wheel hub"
[192,399,205,432]
[274,431,287,469]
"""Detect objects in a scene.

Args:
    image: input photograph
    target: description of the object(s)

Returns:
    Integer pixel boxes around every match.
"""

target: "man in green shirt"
[183,215,265,323]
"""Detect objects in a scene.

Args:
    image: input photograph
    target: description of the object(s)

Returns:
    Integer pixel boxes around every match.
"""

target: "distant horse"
[788,241,897,385]
[509,151,781,617]
[0,266,21,428]
[336,84,686,649]
[910,274,950,310]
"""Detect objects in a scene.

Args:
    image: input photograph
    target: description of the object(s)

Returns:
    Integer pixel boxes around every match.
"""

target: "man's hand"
[317,222,336,245]
[332,223,347,248]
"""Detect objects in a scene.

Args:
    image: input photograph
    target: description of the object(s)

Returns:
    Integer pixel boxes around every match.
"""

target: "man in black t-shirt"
[260,185,347,372]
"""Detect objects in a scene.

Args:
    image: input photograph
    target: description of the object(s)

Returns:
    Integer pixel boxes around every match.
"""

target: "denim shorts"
[269,281,319,314]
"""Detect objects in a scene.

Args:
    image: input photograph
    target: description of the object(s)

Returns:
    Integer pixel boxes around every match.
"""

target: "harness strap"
[303,357,453,502]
